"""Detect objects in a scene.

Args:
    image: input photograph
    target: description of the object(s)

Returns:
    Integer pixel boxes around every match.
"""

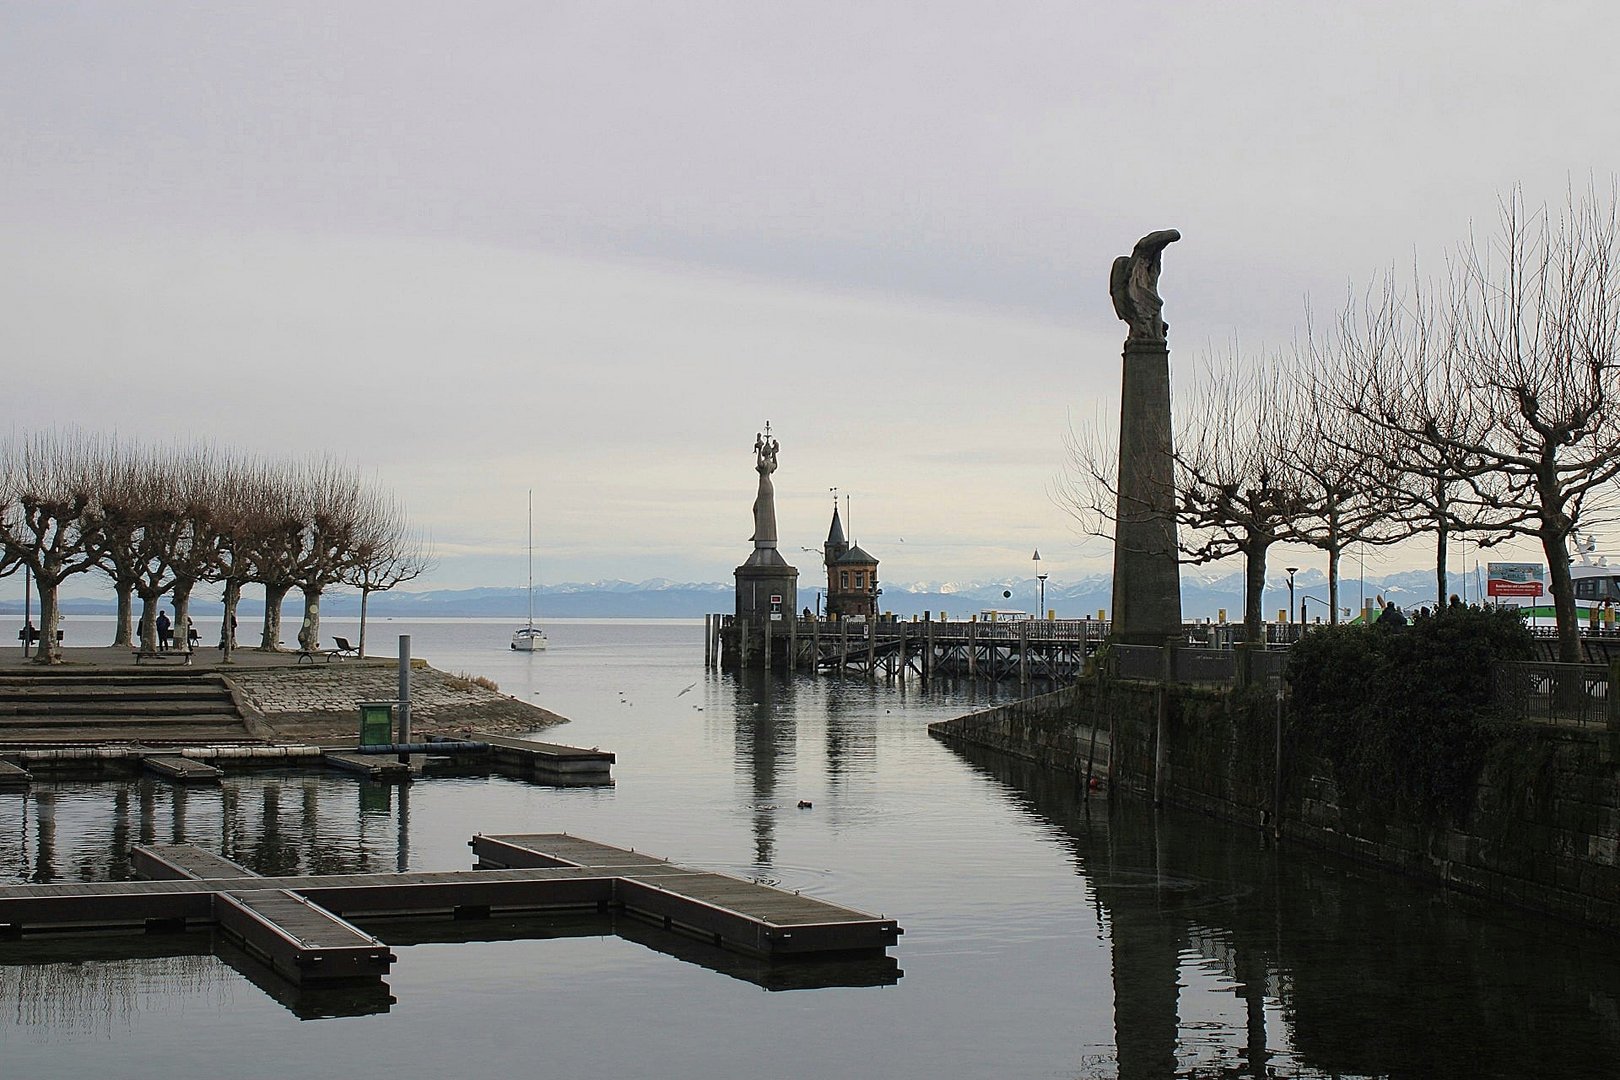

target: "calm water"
[2,618,1618,1079]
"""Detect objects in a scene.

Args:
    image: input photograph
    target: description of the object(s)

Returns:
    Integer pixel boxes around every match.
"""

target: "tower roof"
[826,506,847,547]
[836,544,878,566]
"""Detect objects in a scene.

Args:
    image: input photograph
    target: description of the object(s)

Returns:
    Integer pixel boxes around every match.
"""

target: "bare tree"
[1058,353,1303,642]
[343,495,434,656]
[290,460,369,654]
[0,432,106,663]
[1174,355,1302,642]
[92,444,189,656]
[1288,350,1409,622]
[1331,275,1507,606]
[1345,188,1620,661]
[241,464,305,651]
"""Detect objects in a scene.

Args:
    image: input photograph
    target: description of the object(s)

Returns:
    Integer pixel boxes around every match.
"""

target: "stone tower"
[1108,229,1184,644]
[823,496,878,620]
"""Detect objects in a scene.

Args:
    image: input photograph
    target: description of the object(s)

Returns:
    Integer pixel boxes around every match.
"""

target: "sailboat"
[511,489,548,651]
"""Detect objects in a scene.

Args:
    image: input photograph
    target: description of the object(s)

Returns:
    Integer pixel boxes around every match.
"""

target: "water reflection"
[731,668,796,871]
[948,741,1620,1079]
[0,770,899,1029]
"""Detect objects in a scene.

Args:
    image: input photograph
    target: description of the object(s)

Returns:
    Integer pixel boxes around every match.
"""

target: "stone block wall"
[930,676,1620,930]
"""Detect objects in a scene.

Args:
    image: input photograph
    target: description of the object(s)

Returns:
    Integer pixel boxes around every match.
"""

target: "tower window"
[840,571,849,589]
[854,572,865,589]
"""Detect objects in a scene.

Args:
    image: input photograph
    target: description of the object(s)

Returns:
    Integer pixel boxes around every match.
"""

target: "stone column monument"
[734,422,799,633]
[1108,229,1183,644]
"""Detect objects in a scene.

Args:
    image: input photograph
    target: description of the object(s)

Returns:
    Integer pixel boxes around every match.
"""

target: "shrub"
[1285,605,1532,818]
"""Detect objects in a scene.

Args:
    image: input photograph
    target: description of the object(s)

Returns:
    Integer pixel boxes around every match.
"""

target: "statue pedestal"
[1111,338,1182,644]
[730,551,799,670]
[735,550,799,624]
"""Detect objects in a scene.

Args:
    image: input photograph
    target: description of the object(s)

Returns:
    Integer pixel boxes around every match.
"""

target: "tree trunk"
[137,591,160,656]
[1243,541,1271,644]
[173,579,195,650]
[34,582,62,664]
[358,587,371,657]
[1327,544,1341,625]
[1434,482,1449,605]
[261,583,290,650]
[298,585,323,652]
[220,578,242,657]
[1543,527,1583,664]
[112,583,134,647]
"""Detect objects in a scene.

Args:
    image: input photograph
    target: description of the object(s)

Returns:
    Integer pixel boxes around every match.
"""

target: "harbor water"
[2,617,1618,1079]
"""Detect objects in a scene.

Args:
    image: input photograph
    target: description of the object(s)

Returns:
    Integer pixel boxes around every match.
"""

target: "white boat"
[511,490,548,651]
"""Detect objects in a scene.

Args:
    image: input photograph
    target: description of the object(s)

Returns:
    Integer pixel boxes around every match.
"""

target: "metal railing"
[1492,661,1616,728]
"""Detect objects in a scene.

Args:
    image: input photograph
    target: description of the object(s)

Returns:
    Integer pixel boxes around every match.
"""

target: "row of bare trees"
[1062,187,1620,661]
[0,435,433,663]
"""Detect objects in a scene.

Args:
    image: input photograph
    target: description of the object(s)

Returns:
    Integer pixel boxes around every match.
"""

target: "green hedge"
[1285,606,1533,817]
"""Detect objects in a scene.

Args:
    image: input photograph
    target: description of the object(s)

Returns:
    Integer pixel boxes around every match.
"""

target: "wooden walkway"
[0,833,900,991]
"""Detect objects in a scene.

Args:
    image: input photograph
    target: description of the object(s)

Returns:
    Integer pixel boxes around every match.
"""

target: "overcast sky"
[3,2,1615,596]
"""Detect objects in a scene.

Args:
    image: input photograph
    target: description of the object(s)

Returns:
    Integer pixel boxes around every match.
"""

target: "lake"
[3,617,1618,1078]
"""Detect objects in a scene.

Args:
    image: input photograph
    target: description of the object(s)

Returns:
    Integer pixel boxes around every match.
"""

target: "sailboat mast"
[527,488,535,631]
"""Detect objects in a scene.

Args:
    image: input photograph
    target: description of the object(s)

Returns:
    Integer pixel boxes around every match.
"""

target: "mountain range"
[7,565,1480,621]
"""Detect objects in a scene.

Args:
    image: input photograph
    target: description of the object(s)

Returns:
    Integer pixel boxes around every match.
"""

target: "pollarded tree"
[165,447,234,649]
[242,464,306,651]
[1331,274,1506,607]
[0,432,106,663]
[290,460,370,654]
[92,443,189,656]
[1349,187,1620,662]
[1288,348,1410,622]
[1175,355,1303,642]
[1057,352,1304,642]
[343,495,434,656]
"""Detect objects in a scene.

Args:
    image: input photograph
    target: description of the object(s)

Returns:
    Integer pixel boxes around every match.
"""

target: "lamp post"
[1286,567,1299,628]
[1032,549,1047,619]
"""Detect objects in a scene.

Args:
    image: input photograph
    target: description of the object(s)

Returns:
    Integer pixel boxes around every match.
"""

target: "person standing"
[156,609,172,650]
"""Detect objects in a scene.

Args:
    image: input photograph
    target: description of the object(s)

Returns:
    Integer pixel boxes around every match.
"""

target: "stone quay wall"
[930,679,1620,931]
[228,661,568,740]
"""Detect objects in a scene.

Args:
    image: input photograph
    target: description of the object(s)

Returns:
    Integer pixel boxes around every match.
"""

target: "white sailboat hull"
[511,627,547,651]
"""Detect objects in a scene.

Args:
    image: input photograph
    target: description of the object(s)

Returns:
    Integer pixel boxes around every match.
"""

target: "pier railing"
[1492,661,1618,729]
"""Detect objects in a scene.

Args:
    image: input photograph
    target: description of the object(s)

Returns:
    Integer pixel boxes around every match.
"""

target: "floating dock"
[142,755,223,784]
[0,834,899,990]
[471,834,900,956]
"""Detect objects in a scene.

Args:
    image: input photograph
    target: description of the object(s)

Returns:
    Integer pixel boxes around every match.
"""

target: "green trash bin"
[358,701,396,747]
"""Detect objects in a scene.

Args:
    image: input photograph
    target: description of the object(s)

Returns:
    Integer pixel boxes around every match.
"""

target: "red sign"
[1488,581,1544,597]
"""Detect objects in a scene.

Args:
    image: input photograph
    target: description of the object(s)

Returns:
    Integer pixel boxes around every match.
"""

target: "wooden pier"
[0,833,900,992]
[713,613,1110,682]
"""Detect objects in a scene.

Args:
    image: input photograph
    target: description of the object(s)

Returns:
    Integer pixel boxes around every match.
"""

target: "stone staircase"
[0,670,256,746]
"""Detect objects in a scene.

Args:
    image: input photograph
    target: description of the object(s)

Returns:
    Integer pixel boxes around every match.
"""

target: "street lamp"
[1032,549,1047,619]
[1286,567,1299,627]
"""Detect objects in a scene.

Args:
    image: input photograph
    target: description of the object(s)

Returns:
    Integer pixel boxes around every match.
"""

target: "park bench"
[16,628,63,646]
[297,636,360,664]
